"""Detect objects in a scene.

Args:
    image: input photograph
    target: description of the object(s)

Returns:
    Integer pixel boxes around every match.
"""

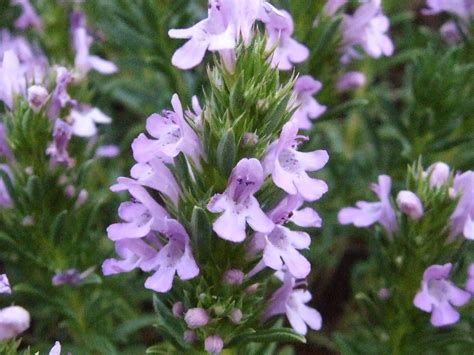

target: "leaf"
[216,129,236,178]
[227,328,306,347]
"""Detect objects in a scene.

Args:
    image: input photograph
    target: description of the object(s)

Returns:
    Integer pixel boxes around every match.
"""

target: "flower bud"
[0,306,30,340]
[223,269,244,285]
[75,189,88,208]
[183,330,196,344]
[377,288,390,301]
[230,308,242,324]
[428,162,450,188]
[205,335,224,354]
[396,191,424,220]
[0,274,11,294]
[172,302,184,318]
[245,283,259,295]
[184,308,209,329]
[27,85,48,112]
[243,133,258,146]
[52,269,82,286]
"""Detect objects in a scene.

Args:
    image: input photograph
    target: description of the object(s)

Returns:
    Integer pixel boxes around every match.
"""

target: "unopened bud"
[75,189,88,208]
[428,162,450,188]
[230,308,242,324]
[377,288,390,301]
[336,71,366,93]
[183,330,196,344]
[213,305,225,316]
[396,191,423,220]
[0,306,30,341]
[243,133,258,146]
[172,302,184,318]
[27,85,48,112]
[245,283,259,295]
[223,269,244,285]
[184,308,209,329]
[205,335,224,354]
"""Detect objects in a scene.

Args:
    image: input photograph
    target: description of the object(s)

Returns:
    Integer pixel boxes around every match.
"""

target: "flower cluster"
[338,162,474,327]
[103,2,329,351]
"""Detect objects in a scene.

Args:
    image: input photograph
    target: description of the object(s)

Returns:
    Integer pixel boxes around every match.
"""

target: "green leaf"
[228,328,306,347]
[216,129,236,178]
[190,206,212,259]
[51,210,68,244]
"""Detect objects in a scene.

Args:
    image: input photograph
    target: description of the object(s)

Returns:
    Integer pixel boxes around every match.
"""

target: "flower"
[27,85,48,112]
[341,0,393,63]
[450,171,474,240]
[0,274,11,294]
[263,121,329,202]
[95,144,119,158]
[172,302,185,318]
[230,308,242,323]
[168,0,237,70]
[132,94,202,165]
[261,6,309,70]
[141,219,199,293]
[426,162,450,188]
[70,107,112,137]
[205,335,224,354]
[440,21,462,44]
[0,165,13,208]
[396,190,424,220]
[49,341,61,355]
[336,71,366,92]
[52,269,81,286]
[0,50,25,109]
[107,185,169,242]
[208,158,274,242]
[466,263,474,294]
[413,263,471,327]
[263,273,322,335]
[71,11,118,76]
[12,0,43,31]
[423,0,474,21]
[0,123,13,161]
[222,269,245,285]
[290,76,326,130]
[46,120,73,168]
[185,308,209,329]
[48,67,74,120]
[0,306,30,340]
[269,194,322,228]
[338,175,398,234]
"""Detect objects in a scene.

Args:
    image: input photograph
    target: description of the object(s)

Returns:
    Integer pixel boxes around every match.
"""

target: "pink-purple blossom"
[0,50,25,109]
[263,273,322,335]
[263,121,329,202]
[49,341,61,355]
[290,76,326,130]
[0,274,11,294]
[338,175,398,234]
[208,158,273,242]
[70,107,112,137]
[324,0,348,16]
[396,190,424,220]
[46,120,73,168]
[261,6,309,70]
[27,84,48,112]
[12,0,43,31]
[426,162,450,188]
[336,71,366,92]
[341,0,394,63]
[205,335,224,354]
[423,0,474,21]
[132,94,202,165]
[450,171,474,240]
[413,263,471,327]
[185,308,209,329]
[0,305,30,340]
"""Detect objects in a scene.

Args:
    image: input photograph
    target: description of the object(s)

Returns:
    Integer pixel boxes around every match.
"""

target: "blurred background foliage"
[0,0,473,353]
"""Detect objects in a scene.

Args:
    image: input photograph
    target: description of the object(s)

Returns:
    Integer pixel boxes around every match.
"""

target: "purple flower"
[0,305,30,340]
[290,76,326,130]
[261,6,309,70]
[107,185,169,241]
[27,85,48,112]
[270,194,322,228]
[71,107,112,137]
[168,0,237,70]
[0,274,11,294]
[205,335,224,354]
[71,11,118,76]
[95,144,119,158]
[338,175,398,235]
[49,341,61,355]
[440,21,462,44]
[423,0,474,21]
[413,263,471,327]
[0,50,25,109]
[341,0,393,63]
[51,268,93,287]
[141,219,199,293]
[207,158,274,242]
[12,0,43,31]
[112,159,180,206]
[426,162,450,188]
[336,71,366,92]
[48,67,74,120]
[172,302,185,318]
[185,308,209,329]
[450,171,474,240]
[230,308,242,323]
[396,190,424,220]
[466,263,474,294]
[46,120,73,168]
[263,121,329,202]
[223,269,245,285]
[263,273,322,335]
[0,123,13,161]
[0,165,13,208]
[132,94,202,166]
